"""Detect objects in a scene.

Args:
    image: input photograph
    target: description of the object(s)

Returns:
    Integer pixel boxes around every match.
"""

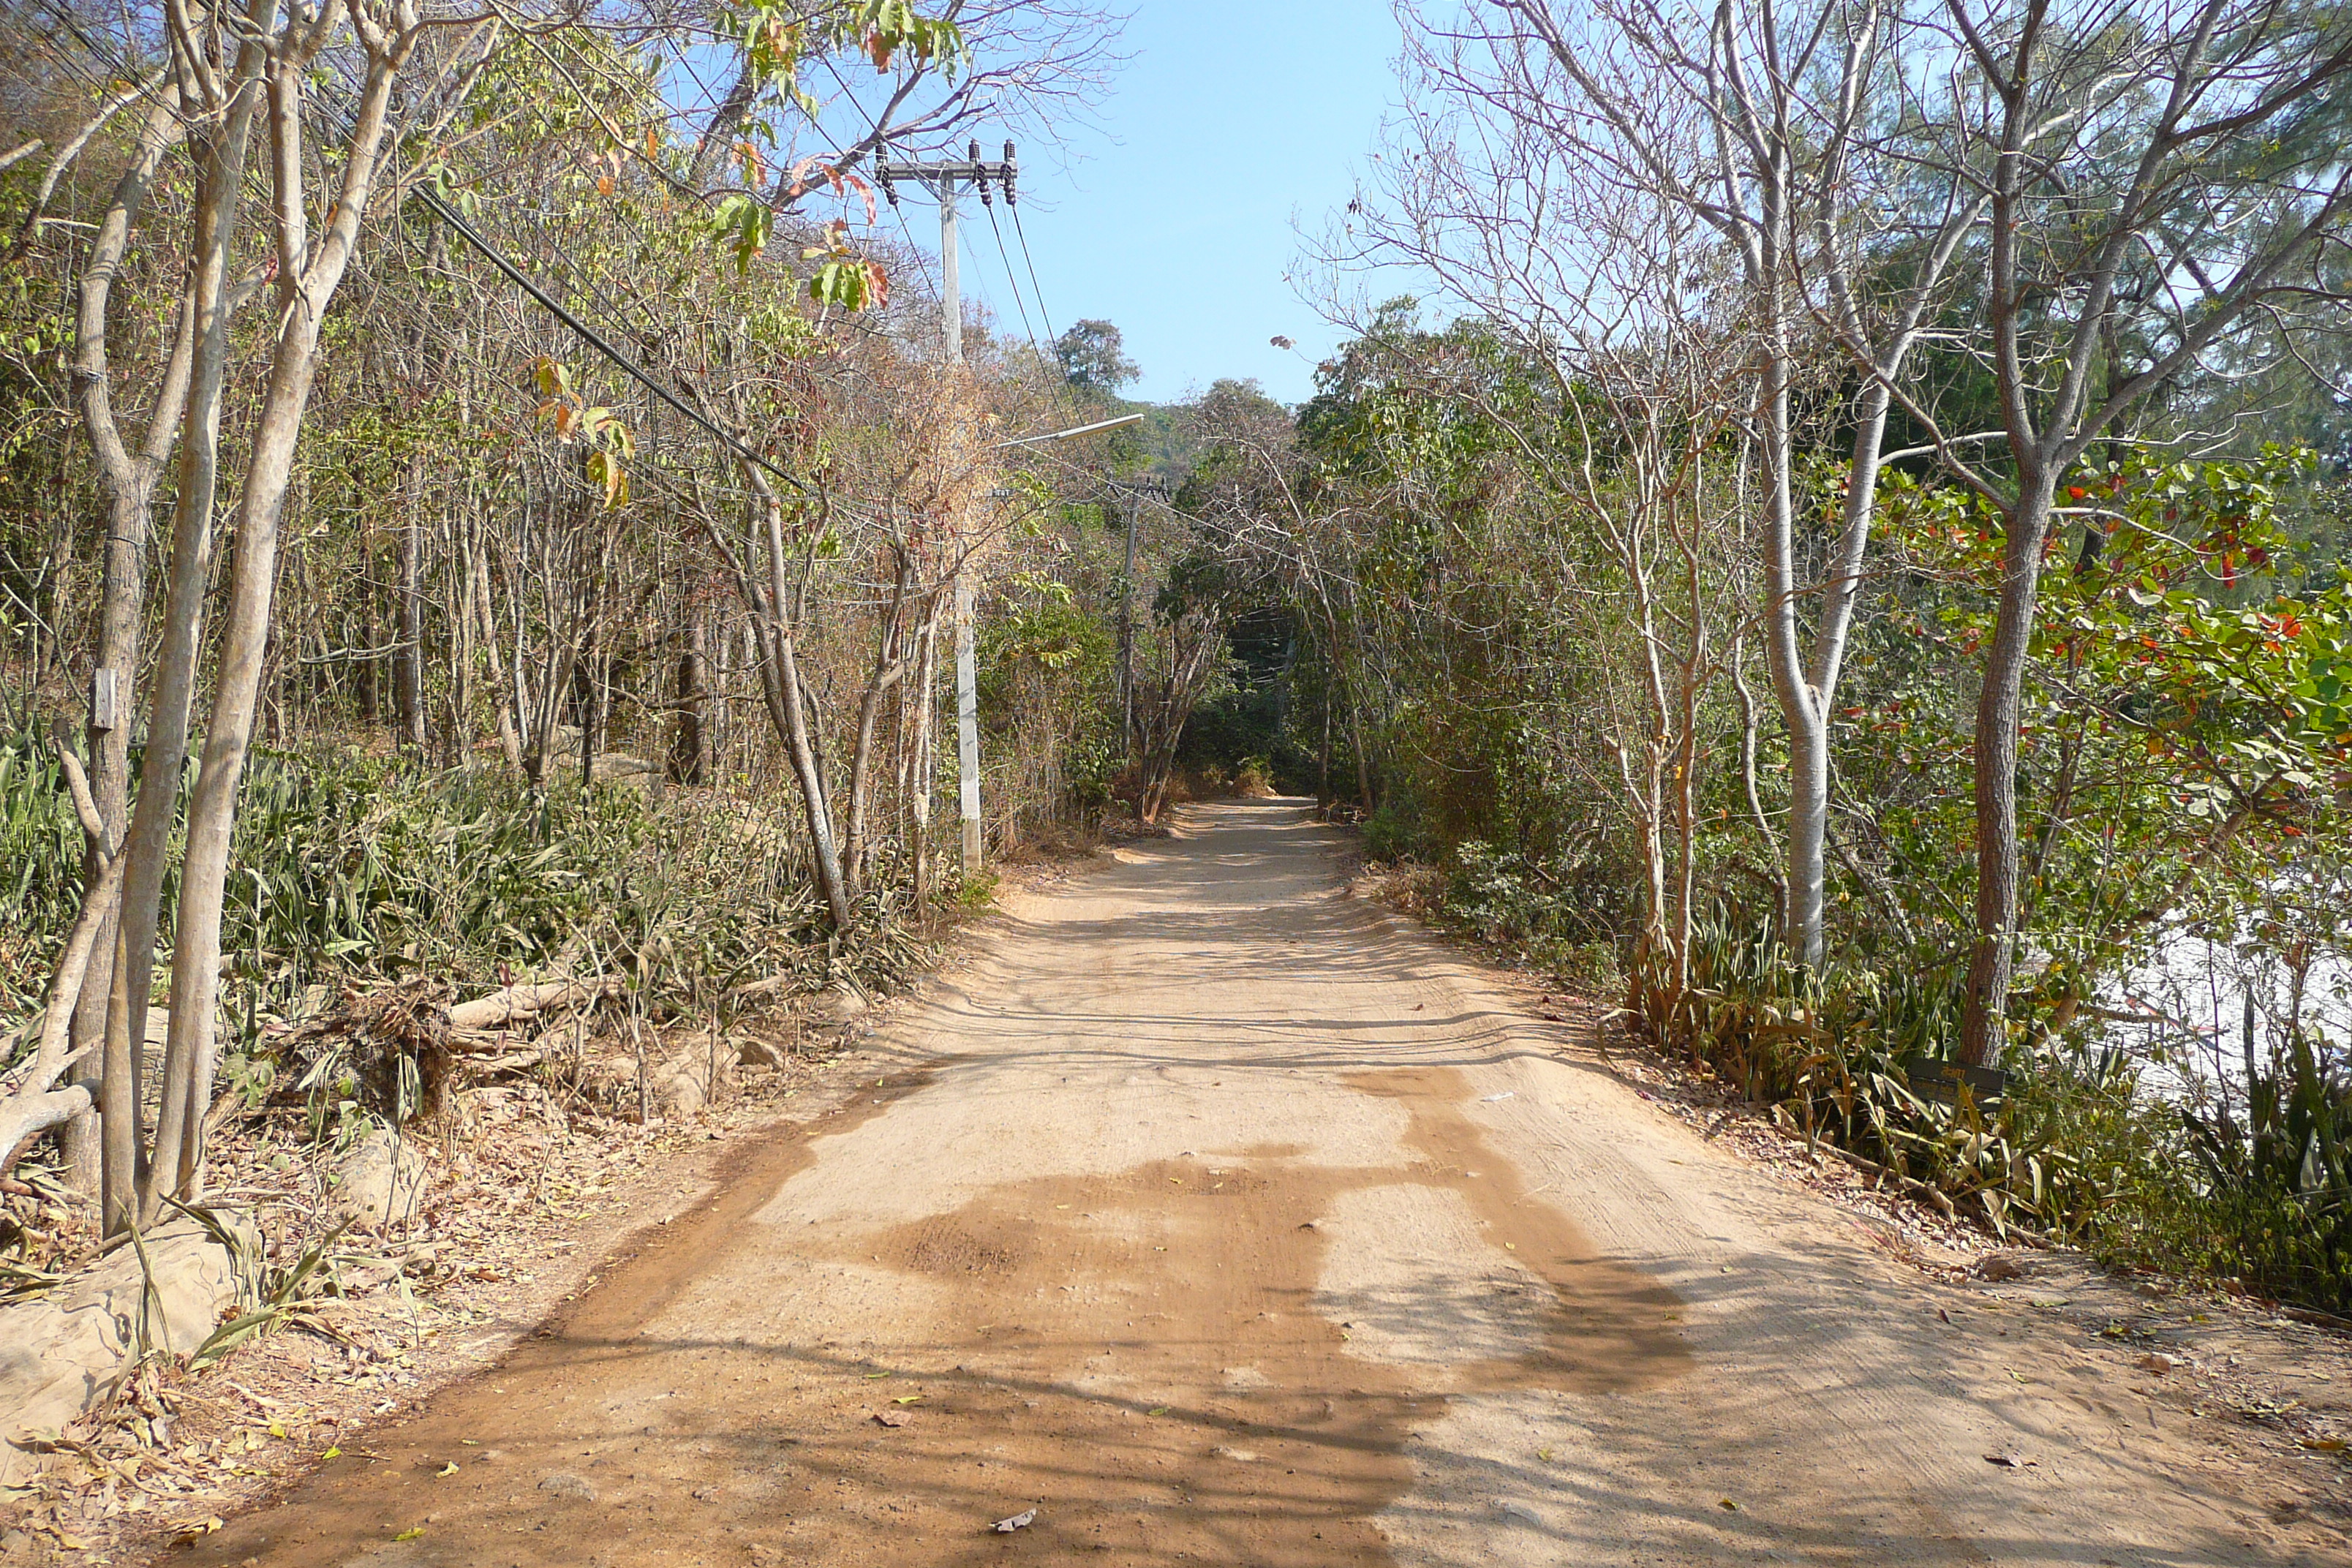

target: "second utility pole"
[880,140,1016,877]
[1104,477,1168,759]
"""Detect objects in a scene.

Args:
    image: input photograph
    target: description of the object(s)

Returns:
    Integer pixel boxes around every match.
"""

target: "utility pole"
[1104,477,1169,758]
[878,141,1017,878]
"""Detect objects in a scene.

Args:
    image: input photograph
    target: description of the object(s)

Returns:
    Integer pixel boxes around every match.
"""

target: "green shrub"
[2,732,925,1076]
[1231,755,1278,796]
[0,731,87,1028]
[1360,799,1419,862]
[1653,911,2352,1313]
[1435,840,1631,990]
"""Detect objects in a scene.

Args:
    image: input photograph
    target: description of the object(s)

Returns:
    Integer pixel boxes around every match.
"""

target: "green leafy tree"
[1054,319,1139,397]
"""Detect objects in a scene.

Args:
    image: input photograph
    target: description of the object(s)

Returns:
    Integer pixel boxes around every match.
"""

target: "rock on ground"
[0,1219,242,1490]
[330,1128,429,1232]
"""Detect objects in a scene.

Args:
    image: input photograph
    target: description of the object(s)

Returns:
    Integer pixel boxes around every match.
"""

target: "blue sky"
[941,2,1406,407]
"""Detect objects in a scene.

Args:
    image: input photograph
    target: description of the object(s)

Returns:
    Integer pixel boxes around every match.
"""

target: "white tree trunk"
[99,17,271,1232]
[147,19,412,1211]
[59,91,192,1193]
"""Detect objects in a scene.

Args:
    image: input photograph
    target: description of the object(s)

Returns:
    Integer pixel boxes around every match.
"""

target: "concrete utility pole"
[1104,477,1169,758]
[878,141,1017,877]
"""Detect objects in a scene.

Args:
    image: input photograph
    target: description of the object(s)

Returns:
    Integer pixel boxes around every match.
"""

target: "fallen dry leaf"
[871,1411,905,1428]
[1983,1452,2038,1469]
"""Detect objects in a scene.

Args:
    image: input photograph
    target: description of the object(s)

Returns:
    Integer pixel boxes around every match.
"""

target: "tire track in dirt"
[177,1055,1685,1567]
[167,801,2335,1568]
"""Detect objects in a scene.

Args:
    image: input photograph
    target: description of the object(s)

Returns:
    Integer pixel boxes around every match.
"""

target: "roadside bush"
[2138,1041,2352,1308]
[1656,911,2352,1313]
[1359,799,1418,862]
[1432,840,1632,1000]
[1174,670,1319,796]
[2,732,928,1066]
[1231,755,1278,796]
[2098,1168,2352,1313]
[0,731,86,1021]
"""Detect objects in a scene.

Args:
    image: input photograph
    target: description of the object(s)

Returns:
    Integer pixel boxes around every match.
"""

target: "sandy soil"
[167,801,2348,1567]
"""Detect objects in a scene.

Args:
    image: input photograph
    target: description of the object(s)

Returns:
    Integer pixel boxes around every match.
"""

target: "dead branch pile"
[250,975,626,1128]
[265,978,454,1124]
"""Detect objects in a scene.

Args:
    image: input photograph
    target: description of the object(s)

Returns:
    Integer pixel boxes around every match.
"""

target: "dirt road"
[184,802,2336,1567]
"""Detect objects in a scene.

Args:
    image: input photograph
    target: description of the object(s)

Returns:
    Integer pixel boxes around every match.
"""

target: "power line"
[408,184,812,495]
[40,4,902,510]
[1009,201,1060,348]
[982,192,1047,363]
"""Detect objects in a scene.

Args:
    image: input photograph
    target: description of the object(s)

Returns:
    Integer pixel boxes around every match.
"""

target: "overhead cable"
[982,196,1049,365]
[1009,201,1059,347]
[407,182,812,494]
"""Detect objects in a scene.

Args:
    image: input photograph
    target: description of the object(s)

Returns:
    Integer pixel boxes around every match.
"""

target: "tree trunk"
[909,608,940,905]
[472,521,525,774]
[1772,374,1899,972]
[731,493,851,931]
[146,33,410,1213]
[1729,627,1785,930]
[99,35,267,1232]
[577,527,606,791]
[1317,671,1333,811]
[1752,208,1831,970]
[60,91,189,1194]
[445,508,470,767]
[671,617,709,785]
[771,625,851,930]
[578,623,600,788]
[1958,477,2059,1067]
[842,567,910,885]
[394,463,425,750]
[1342,622,1376,811]
[357,606,381,725]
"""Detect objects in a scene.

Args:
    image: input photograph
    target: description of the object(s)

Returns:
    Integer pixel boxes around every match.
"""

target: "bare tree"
[1384,0,1988,972]
[680,0,1126,195]
[54,86,195,1194]
[1342,76,1757,1011]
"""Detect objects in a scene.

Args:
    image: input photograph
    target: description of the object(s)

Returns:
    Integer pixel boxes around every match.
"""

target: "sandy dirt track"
[178,801,2338,1567]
